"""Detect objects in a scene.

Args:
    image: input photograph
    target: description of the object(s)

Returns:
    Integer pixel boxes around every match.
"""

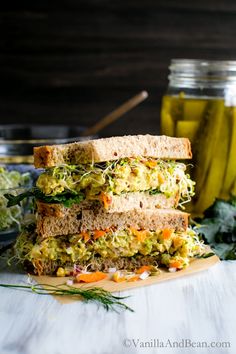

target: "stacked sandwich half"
[15,135,204,275]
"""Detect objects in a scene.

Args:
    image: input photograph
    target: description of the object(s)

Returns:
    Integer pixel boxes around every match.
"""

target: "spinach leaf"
[149,189,160,195]
[4,188,85,208]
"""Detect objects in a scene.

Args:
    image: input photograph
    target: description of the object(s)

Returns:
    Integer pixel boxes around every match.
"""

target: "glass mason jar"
[161,59,236,216]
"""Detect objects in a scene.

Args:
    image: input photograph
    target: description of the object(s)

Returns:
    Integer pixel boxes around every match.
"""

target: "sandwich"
[12,134,204,277]
[33,135,194,211]
[15,209,203,276]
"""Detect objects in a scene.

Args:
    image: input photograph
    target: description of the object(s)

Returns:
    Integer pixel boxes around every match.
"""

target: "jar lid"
[169,59,236,88]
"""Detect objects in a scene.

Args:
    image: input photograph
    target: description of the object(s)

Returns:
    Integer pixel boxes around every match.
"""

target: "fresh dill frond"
[0,283,134,313]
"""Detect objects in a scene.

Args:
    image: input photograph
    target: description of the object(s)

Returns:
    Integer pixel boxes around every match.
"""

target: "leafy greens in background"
[196,197,236,260]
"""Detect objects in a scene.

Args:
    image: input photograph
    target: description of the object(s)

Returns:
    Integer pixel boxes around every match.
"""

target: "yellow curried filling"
[36,158,195,205]
[15,227,204,274]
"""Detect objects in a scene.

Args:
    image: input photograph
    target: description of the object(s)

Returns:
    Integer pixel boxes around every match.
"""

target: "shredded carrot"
[162,229,173,240]
[136,265,152,274]
[128,275,140,282]
[76,271,107,283]
[169,260,183,269]
[100,192,112,209]
[81,231,90,242]
[94,230,106,239]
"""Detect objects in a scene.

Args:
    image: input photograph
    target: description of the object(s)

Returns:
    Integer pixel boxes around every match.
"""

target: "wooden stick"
[81,91,148,136]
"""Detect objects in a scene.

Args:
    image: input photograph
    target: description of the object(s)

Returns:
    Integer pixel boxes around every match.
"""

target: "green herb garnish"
[196,252,215,259]
[149,189,160,195]
[196,197,236,260]
[5,188,85,208]
[0,282,134,312]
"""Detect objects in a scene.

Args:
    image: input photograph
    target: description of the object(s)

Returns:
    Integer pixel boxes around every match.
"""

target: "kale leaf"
[196,197,236,260]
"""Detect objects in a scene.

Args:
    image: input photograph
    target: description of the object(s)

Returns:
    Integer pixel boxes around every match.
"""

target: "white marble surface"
[0,261,236,354]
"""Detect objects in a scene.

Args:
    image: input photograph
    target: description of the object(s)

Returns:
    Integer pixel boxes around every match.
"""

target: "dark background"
[1,0,236,136]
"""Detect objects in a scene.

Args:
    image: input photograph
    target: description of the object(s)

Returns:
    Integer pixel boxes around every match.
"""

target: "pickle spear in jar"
[194,102,229,213]
[193,100,225,195]
[176,120,199,142]
[221,107,236,198]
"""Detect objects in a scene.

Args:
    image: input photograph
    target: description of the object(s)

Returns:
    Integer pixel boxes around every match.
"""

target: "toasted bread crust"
[34,135,192,168]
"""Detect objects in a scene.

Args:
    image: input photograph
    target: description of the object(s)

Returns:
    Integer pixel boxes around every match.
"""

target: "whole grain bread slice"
[36,192,179,218]
[107,192,179,212]
[34,134,192,168]
[81,208,189,233]
[36,207,189,238]
[22,254,162,275]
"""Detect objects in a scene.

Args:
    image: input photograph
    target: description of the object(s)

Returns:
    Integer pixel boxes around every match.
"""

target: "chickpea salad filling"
[14,225,204,276]
[36,157,195,208]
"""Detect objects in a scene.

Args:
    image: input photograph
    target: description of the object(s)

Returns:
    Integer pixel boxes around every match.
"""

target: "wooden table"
[0,261,235,354]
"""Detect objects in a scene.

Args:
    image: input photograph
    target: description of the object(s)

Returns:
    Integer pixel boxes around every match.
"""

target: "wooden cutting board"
[34,252,220,304]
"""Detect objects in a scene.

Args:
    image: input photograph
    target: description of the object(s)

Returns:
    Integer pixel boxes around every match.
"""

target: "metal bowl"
[0,125,96,164]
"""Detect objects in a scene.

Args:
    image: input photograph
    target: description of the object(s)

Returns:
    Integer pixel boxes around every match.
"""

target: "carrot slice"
[128,275,140,282]
[76,271,107,283]
[94,230,106,239]
[136,265,151,274]
[100,192,112,209]
[81,231,90,242]
[169,260,183,269]
[162,229,173,240]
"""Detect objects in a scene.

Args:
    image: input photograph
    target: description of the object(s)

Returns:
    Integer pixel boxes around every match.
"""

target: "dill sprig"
[0,283,134,312]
